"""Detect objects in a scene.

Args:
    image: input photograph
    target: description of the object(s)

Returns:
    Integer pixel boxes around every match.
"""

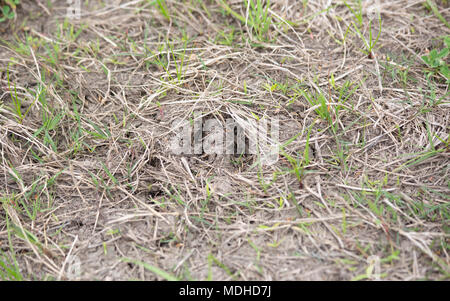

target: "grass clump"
[0,0,19,23]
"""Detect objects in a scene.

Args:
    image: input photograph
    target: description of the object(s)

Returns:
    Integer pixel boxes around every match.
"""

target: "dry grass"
[0,0,449,280]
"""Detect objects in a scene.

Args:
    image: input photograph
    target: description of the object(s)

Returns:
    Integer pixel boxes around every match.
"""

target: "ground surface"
[0,0,449,280]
